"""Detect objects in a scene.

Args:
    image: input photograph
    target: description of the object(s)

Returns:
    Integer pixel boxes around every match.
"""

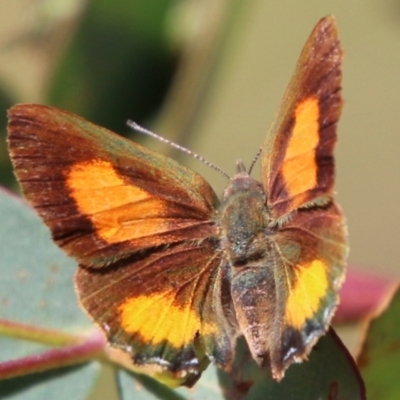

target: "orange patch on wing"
[118,292,216,348]
[282,97,320,198]
[285,259,328,329]
[67,160,168,243]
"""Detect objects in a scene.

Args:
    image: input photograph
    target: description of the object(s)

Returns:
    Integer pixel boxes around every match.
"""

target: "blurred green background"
[0,0,399,398]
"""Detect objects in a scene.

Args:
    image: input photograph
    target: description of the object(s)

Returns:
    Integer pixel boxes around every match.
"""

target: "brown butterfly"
[7,16,347,387]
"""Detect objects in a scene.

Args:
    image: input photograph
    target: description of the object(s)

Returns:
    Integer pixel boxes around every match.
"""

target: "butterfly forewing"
[261,16,343,218]
[8,104,219,268]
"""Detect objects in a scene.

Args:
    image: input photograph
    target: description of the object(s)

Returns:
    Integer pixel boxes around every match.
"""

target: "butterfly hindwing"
[75,241,236,385]
[232,203,346,379]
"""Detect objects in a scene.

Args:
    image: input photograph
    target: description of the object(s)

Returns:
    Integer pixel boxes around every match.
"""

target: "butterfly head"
[222,160,264,202]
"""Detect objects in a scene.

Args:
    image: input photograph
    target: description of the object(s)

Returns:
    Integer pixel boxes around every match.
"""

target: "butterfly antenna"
[248,146,262,175]
[127,121,231,179]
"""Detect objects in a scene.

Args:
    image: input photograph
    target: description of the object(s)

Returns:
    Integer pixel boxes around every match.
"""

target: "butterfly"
[7,15,347,387]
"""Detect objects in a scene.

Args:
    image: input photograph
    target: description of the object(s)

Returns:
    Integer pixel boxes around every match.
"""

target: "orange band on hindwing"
[285,259,329,329]
[118,292,216,348]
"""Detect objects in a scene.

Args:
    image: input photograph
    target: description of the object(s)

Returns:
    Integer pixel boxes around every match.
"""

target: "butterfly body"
[220,164,268,265]
[8,16,347,387]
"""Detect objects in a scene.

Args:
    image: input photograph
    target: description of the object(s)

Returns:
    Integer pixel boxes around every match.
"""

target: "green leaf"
[0,363,99,400]
[357,284,400,400]
[0,188,91,332]
[0,187,100,399]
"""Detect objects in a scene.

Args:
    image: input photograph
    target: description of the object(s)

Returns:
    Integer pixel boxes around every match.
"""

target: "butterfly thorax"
[219,164,270,268]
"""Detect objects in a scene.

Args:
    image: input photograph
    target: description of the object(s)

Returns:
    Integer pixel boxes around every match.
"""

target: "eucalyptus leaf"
[0,188,100,399]
[357,285,400,400]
